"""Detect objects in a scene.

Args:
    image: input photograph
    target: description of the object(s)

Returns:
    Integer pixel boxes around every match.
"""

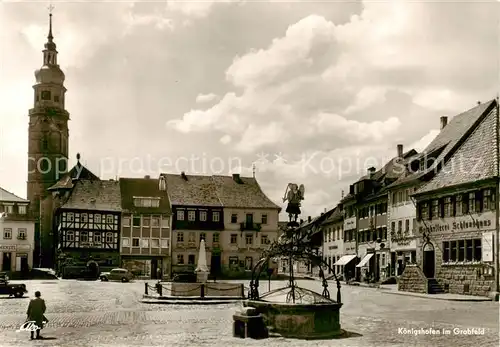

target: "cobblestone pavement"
[0,279,498,347]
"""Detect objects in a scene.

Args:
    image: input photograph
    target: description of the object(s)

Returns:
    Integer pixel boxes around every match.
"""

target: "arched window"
[66,230,74,242]
[41,91,51,100]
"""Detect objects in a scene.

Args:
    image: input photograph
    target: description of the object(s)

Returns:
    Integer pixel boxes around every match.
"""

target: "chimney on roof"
[300,219,304,224]
[181,172,188,181]
[308,216,312,222]
[367,167,376,178]
[440,116,448,130]
[397,144,403,158]
[232,173,242,183]
[144,175,150,179]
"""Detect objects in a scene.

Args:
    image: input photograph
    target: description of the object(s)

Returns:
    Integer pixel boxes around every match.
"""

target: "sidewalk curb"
[379,289,493,302]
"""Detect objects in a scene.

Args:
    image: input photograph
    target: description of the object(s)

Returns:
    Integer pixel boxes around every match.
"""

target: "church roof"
[415,103,498,195]
[0,187,28,203]
[60,180,121,212]
[48,161,100,191]
[119,177,171,215]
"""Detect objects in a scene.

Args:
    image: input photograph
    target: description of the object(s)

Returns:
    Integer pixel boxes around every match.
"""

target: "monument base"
[169,282,245,297]
[196,271,209,283]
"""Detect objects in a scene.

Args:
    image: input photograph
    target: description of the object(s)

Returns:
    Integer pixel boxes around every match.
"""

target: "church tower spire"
[27,6,71,268]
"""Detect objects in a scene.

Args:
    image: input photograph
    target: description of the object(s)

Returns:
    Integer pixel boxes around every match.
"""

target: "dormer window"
[18,205,27,215]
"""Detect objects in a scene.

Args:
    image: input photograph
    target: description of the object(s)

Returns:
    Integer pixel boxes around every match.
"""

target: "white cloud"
[219,134,232,144]
[410,129,440,152]
[196,93,218,103]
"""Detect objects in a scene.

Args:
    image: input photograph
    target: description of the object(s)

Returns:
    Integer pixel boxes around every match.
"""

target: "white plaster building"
[0,187,35,272]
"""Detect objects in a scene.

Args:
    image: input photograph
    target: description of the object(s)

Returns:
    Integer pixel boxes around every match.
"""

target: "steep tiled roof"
[119,177,171,215]
[48,163,100,191]
[322,207,342,225]
[161,173,222,207]
[61,180,121,211]
[416,105,498,194]
[0,187,28,203]
[392,100,496,188]
[211,175,281,210]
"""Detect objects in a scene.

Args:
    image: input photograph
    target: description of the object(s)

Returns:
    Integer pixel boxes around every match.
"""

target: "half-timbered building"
[55,179,122,278]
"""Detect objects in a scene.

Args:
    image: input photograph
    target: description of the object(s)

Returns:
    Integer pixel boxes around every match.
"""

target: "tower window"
[41,91,51,100]
[41,137,48,150]
[54,95,60,102]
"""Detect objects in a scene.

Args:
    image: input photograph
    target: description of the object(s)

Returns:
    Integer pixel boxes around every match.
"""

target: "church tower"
[27,11,69,216]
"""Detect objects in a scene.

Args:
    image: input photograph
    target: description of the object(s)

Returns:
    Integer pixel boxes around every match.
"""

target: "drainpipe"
[495,97,500,296]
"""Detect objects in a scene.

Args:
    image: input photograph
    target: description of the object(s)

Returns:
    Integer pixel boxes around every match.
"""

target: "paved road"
[0,279,498,346]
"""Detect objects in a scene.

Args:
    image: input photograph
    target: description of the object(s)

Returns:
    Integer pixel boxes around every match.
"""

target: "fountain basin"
[243,287,343,339]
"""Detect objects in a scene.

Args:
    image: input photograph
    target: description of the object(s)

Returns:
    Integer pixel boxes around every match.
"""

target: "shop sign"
[482,231,493,262]
[328,245,338,250]
[344,218,356,230]
[416,212,495,234]
[0,245,16,251]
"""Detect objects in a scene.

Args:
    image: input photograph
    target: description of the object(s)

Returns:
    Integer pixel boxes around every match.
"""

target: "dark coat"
[26,298,46,329]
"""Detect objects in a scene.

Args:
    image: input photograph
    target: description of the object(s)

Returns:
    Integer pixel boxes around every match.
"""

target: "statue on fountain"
[282,183,305,225]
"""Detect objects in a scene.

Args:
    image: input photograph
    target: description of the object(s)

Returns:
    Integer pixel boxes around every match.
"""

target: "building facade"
[120,176,171,279]
[387,144,420,276]
[411,100,498,296]
[336,194,357,281]
[26,13,70,268]
[212,174,281,276]
[321,207,344,276]
[55,180,122,278]
[160,173,224,276]
[0,188,35,273]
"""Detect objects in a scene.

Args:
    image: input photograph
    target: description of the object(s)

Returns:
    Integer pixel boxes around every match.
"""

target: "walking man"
[26,291,46,340]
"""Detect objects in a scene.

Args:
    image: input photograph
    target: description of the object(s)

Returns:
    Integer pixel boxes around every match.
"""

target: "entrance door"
[210,254,221,276]
[151,259,158,279]
[21,256,29,273]
[2,252,11,271]
[422,243,435,278]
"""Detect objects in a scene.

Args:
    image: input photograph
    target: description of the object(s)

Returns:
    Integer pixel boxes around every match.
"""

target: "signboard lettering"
[417,213,495,234]
[0,245,16,251]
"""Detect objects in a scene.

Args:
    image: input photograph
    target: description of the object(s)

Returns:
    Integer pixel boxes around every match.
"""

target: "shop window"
[458,240,465,261]
[466,239,473,262]
[450,241,457,261]
[474,239,482,261]
[442,241,450,262]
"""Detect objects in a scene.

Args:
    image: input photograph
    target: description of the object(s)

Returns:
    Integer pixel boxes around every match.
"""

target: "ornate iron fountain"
[239,183,344,339]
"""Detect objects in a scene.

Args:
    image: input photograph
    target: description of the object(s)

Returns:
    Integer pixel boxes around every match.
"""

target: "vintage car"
[99,268,134,282]
[0,278,28,298]
[172,272,197,283]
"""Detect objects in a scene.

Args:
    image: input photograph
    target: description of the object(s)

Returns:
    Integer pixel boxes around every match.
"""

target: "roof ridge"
[0,186,28,202]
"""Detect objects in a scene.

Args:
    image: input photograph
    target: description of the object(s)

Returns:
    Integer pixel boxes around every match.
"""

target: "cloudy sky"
[0,0,499,219]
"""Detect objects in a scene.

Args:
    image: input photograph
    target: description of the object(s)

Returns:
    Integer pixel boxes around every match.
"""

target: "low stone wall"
[169,282,244,297]
[436,265,494,297]
[398,264,427,293]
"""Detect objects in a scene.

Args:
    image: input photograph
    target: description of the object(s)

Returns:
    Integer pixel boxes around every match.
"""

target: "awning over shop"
[333,254,357,266]
[356,253,374,268]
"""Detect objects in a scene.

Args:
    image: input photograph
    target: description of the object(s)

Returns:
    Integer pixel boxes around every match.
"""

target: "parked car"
[99,268,134,282]
[0,272,8,281]
[172,272,197,283]
[0,278,28,298]
[30,268,58,280]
